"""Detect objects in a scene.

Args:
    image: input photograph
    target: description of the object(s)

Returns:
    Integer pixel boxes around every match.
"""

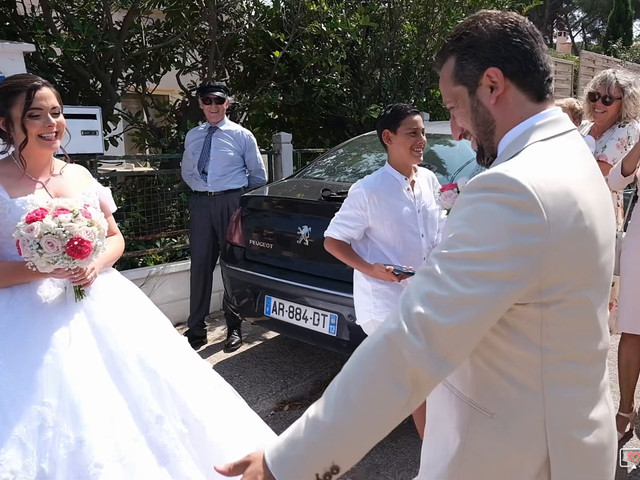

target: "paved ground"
[178,312,422,479]
[181,313,640,479]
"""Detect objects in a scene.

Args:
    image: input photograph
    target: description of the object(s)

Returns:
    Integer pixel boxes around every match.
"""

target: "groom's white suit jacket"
[265,110,617,480]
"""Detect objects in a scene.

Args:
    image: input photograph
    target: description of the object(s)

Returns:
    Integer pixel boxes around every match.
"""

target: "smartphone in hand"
[384,264,416,277]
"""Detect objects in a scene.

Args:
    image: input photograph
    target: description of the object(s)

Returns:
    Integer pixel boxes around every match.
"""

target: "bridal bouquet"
[13,199,108,301]
[438,178,469,214]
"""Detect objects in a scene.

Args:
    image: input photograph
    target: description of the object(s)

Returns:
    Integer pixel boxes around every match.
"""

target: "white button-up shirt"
[324,162,444,333]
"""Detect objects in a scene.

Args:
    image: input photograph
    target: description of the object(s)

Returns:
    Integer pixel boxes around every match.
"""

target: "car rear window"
[295,132,478,185]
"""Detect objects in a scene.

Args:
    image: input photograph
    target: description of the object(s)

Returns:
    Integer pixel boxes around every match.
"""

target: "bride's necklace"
[10,152,61,198]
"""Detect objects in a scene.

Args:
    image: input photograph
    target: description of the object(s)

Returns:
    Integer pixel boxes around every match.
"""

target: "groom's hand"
[215,451,275,479]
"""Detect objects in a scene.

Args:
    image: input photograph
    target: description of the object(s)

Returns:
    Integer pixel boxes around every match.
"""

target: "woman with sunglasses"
[582,69,640,231]
[582,69,640,443]
[582,70,640,329]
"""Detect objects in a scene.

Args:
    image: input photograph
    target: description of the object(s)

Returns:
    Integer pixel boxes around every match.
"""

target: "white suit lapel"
[491,113,577,169]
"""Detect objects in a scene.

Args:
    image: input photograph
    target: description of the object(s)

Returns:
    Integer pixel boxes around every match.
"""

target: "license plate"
[264,295,338,336]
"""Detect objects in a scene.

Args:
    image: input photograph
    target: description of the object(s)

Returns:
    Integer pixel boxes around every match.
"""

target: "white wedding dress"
[0,183,275,479]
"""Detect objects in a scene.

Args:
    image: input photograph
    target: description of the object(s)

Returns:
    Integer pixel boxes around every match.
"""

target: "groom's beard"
[471,96,497,168]
[475,144,496,169]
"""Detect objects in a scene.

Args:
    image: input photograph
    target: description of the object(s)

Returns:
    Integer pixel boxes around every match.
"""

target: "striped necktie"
[197,125,218,182]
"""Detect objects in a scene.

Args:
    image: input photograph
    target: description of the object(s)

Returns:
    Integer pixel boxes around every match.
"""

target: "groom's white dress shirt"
[265,109,617,480]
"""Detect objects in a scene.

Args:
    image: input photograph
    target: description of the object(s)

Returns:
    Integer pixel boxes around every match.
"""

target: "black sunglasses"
[200,96,226,106]
[587,91,622,107]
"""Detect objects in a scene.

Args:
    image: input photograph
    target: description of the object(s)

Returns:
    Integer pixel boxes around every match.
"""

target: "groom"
[217,10,617,479]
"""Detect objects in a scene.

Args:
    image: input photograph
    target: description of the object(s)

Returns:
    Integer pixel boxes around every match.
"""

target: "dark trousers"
[187,191,243,334]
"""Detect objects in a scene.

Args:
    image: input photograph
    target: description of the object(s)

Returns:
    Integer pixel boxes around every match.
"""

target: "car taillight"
[226,207,246,247]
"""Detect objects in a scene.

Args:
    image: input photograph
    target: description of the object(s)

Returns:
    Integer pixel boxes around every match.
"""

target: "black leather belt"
[191,188,243,196]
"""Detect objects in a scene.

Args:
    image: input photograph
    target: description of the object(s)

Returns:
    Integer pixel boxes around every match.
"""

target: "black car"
[220,122,480,353]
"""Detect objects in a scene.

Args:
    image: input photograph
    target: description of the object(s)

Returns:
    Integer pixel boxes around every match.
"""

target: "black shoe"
[183,329,207,350]
[223,328,242,353]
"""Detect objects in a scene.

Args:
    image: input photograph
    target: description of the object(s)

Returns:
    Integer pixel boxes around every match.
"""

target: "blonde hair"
[555,97,584,126]
[583,68,640,122]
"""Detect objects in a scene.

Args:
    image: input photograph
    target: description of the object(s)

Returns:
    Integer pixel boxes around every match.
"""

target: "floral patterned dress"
[582,119,640,328]
[582,119,640,230]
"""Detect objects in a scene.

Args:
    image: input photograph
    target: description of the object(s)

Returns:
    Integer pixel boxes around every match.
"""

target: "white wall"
[0,42,35,156]
[0,41,35,78]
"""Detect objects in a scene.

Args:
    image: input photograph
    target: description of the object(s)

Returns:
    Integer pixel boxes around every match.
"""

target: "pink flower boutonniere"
[438,178,469,214]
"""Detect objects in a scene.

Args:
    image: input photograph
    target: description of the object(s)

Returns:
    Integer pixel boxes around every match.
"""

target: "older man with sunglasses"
[181,81,267,352]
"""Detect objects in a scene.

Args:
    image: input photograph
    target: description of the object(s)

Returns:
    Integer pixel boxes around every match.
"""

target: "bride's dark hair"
[0,73,65,169]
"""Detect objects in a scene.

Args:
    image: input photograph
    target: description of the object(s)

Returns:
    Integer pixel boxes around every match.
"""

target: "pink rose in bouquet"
[13,198,108,301]
[25,208,48,224]
[66,237,94,260]
[437,178,469,213]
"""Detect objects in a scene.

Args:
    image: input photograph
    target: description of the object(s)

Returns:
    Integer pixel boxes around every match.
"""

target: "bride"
[0,74,275,479]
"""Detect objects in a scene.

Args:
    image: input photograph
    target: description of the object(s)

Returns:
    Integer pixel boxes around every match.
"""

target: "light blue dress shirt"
[181,117,267,192]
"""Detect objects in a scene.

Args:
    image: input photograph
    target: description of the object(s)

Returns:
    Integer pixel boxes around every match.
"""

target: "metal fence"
[82,148,310,270]
[84,155,188,270]
[293,148,327,172]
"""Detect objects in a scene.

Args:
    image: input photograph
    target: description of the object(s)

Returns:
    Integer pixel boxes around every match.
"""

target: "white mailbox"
[60,105,104,155]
